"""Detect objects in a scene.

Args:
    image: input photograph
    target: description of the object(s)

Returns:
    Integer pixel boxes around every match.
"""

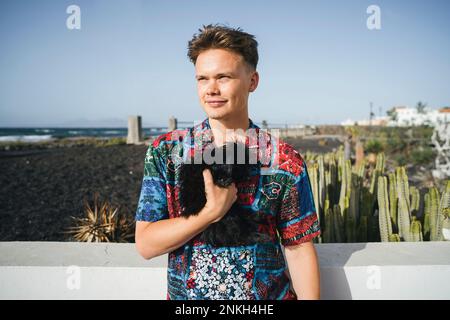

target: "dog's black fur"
[178,142,271,247]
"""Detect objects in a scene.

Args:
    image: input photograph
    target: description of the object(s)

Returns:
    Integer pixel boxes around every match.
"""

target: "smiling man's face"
[195,49,259,123]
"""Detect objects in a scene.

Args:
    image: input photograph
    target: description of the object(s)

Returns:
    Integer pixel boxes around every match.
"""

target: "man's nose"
[206,80,220,95]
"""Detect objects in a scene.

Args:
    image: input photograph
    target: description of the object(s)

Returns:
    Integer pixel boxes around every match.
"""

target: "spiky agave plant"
[65,193,134,242]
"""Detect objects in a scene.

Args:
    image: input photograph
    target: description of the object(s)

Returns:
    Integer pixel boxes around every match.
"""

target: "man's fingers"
[202,169,213,187]
[230,183,238,200]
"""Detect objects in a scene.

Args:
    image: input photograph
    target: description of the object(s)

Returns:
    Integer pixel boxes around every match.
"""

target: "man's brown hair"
[187,24,259,70]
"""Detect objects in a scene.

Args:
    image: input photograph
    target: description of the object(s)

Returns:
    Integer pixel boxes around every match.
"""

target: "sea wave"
[0,135,54,143]
[35,129,54,133]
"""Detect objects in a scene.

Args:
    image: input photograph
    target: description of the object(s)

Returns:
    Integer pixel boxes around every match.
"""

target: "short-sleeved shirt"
[135,118,321,300]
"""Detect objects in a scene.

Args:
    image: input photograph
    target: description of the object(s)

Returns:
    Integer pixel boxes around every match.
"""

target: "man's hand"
[135,168,237,260]
[201,168,237,223]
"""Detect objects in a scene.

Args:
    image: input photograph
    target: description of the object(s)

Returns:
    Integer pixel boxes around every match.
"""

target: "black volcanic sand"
[0,137,340,242]
[284,136,342,154]
[0,144,147,241]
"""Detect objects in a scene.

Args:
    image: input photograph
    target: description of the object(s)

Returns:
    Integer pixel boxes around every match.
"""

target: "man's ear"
[249,71,259,92]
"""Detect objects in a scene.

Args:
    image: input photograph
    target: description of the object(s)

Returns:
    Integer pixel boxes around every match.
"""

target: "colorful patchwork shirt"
[135,118,321,300]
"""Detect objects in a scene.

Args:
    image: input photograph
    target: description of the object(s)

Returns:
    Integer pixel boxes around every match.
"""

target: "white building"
[388,106,449,127]
[342,106,450,127]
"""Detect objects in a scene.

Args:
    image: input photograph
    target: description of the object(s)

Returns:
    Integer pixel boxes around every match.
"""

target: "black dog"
[178,142,271,247]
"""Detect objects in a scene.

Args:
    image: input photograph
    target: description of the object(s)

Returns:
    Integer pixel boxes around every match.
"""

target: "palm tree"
[387,108,398,121]
[416,101,427,114]
[261,120,268,129]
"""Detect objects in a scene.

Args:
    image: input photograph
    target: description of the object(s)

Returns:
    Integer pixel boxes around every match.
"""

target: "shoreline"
[0,136,156,152]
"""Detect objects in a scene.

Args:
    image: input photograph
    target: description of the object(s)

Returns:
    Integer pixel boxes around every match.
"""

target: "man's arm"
[135,169,237,260]
[284,240,320,300]
[135,207,214,259]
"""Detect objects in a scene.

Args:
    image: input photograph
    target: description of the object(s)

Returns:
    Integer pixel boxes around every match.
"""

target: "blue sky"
[0,0,449,127]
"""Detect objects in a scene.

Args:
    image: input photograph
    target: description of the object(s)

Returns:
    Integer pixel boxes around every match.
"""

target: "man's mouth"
[206,100,227,107]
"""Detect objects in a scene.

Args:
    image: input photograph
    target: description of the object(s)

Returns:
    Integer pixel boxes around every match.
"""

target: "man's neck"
[208,115,250,146]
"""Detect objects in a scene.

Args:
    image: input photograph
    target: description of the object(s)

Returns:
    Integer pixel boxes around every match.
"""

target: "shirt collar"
[202,117,258,131]
[196,118,260,147]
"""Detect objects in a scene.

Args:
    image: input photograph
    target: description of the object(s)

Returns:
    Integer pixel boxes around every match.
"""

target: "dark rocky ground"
[0,144,147,241]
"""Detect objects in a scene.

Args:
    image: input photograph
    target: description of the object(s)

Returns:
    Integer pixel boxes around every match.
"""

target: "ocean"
[0,127,168,143]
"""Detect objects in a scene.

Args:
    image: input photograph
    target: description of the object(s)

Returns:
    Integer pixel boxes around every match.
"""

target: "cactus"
[442,217,450,241]
[323,202,345,243]
[355,158,366,178]
[378,176,393,242]
[310,163,320,223]
[332,204,344,243]
[388,172,398,232]
[306,147,449,243]
[369,168,380,195]
[375,152,385,174]
[429,187,441,241]
[357,216,368,242]
[339,159,352,215]
[410,186,420,216]
[396,167,411,241]
[410,216,423,242]
[423,193,431,240]
[343,195,356,242]
[318,155,326,216]
[329,159,338,204]
[323,207,332,243]
[349,174,361,223]
[322,199,331,242]
[438,181,450,241]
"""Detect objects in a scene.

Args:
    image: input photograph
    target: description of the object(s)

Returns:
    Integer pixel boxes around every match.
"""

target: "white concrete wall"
[1,241,450,300]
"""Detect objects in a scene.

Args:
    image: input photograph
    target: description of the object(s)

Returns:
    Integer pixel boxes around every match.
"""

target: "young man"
[135,24,321,300]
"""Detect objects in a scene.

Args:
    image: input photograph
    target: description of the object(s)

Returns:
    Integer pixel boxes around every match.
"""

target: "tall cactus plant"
[410,186,420,217]
[388,172,398,232]
[318,155,326,216]
[429,187,441,241]
[438,181,450,241]
[378,176,393,242]
[396,167,411,241]
[410,216,423,242]
[310,163,320,222]
[375,152,385,174]
[306,145,449,243]
[423,193,431,240]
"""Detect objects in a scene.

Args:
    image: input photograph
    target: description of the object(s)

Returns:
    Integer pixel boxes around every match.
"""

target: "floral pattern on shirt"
[187,246,255,300]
